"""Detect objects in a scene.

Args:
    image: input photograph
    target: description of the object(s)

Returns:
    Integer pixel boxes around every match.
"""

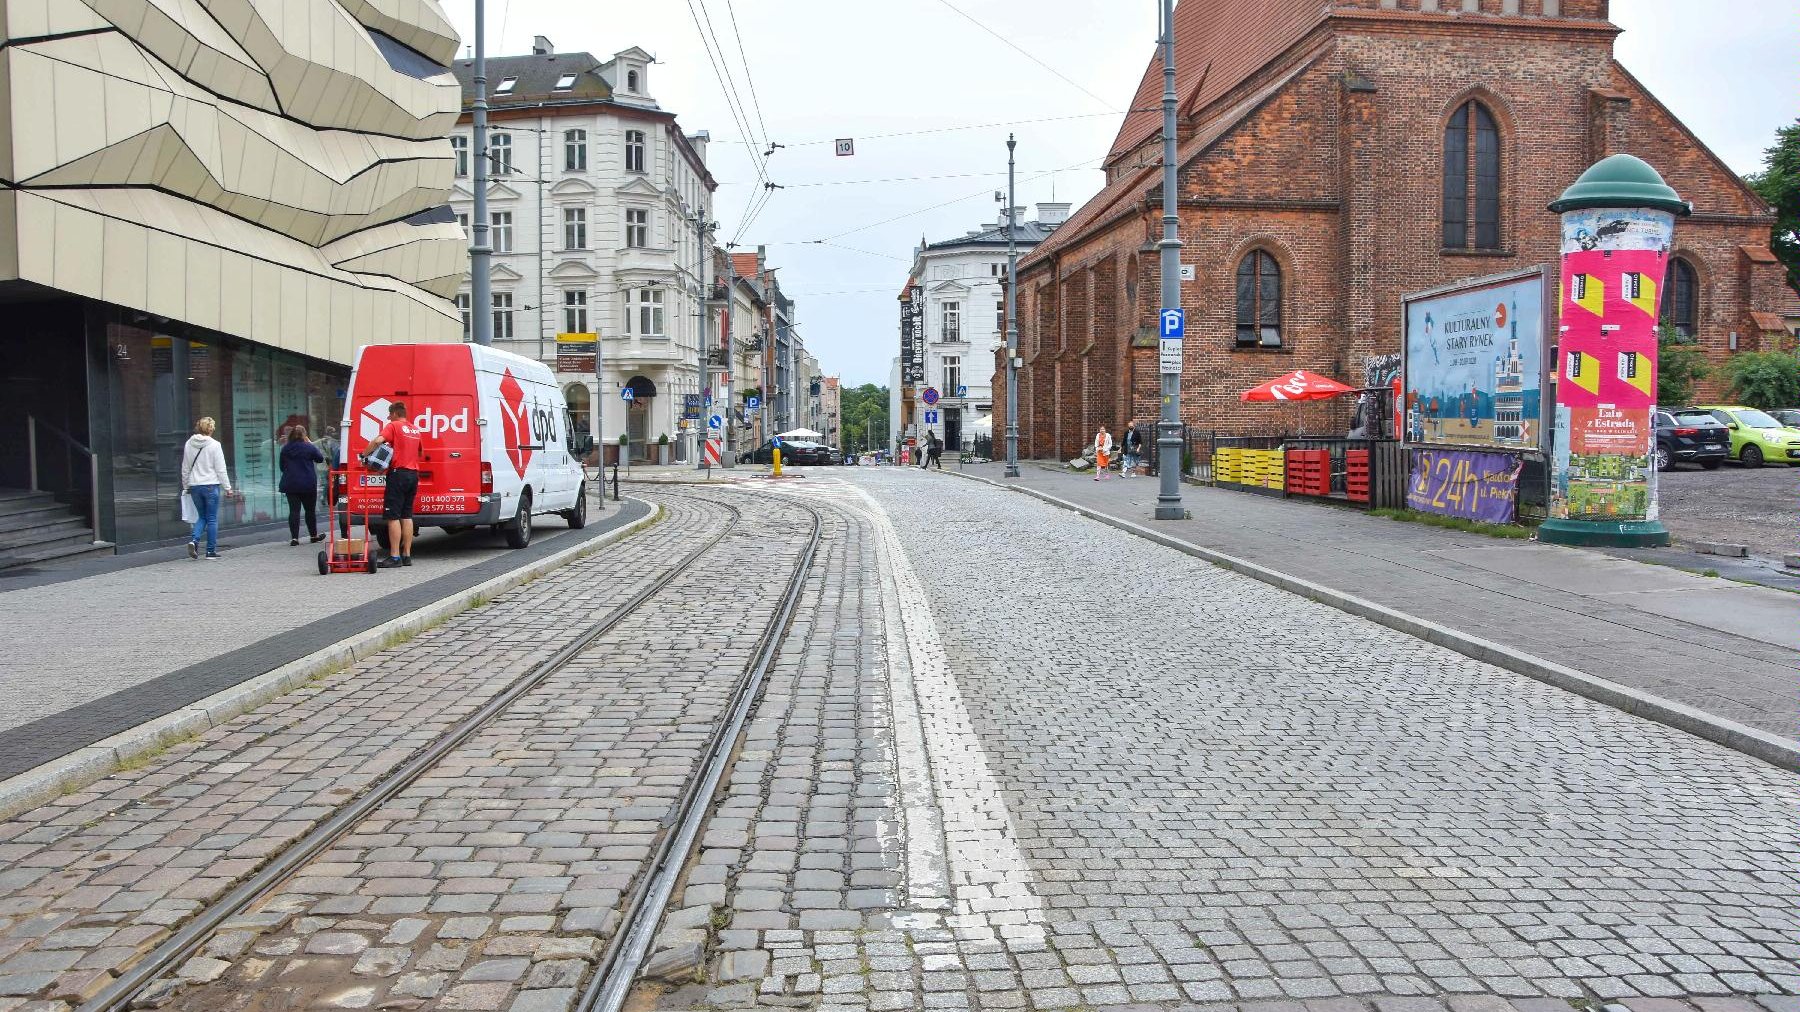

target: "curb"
[1694,541,1750,558]
[0,503,664,820]
[945,470,1800,774]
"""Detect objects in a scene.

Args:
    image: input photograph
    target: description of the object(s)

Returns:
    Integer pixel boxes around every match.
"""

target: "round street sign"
[772,435,783,448]
[709,414,724,430]
[921,387,940,406]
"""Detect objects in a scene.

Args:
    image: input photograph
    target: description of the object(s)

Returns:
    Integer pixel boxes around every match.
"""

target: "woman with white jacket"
[180,417,234,559]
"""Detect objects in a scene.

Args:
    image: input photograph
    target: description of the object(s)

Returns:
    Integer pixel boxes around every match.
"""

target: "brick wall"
[1000,8,1792,458]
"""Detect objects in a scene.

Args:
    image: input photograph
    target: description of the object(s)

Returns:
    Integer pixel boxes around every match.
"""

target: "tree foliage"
[1724,351,1800,409]
[838,383,890,453]
[1746,119,1800,293]
[1656,324,1708,406]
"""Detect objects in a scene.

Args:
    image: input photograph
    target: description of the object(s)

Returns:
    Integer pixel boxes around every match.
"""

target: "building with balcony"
[449,37,716,463]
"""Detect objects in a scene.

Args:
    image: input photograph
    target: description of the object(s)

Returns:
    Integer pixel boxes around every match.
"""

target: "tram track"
[72,488,823,1012]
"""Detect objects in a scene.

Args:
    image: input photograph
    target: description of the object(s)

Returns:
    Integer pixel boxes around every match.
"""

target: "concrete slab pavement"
[945,462,1800,754]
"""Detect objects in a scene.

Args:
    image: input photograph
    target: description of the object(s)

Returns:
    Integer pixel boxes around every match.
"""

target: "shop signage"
[555,332,597,373]
[1402,269,1548,451]
[682,393,703,419]
[1406,448,1521,523]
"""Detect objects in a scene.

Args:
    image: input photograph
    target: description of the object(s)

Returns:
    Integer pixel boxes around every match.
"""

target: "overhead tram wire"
[684,0,780,245]
[721,0,773,152]
[709,108,1160,148]
[930,0,1123,113]
[814,155,1105,243]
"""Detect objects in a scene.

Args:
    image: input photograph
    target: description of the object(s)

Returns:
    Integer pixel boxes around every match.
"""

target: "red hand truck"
[317,465,379,575]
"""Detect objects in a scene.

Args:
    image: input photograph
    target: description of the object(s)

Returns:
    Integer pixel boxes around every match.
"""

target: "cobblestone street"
[0,474,1795,1012]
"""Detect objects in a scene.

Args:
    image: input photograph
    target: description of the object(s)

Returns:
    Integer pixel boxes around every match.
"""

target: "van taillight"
[480,463,493,494]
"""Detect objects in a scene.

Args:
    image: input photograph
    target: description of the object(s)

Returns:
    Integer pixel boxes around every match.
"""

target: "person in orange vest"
[1092,424,1113,481]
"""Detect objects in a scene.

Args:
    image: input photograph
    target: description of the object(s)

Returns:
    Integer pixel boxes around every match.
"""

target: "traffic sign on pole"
[1159,308,1184,375]
[622,387,635,403]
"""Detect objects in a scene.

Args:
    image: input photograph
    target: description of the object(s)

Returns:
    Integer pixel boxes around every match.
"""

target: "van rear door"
[408,347,480,518]
[343,345,417,515]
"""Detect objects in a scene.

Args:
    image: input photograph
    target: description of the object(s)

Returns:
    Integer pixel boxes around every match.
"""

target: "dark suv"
[1653,407,1729,471]
[744,439,836,466]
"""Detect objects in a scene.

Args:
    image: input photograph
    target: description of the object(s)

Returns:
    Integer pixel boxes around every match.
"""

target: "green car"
[1699,406,1800,467]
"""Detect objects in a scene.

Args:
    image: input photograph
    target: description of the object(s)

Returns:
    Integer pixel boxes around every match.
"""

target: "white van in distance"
[338,344,586,548]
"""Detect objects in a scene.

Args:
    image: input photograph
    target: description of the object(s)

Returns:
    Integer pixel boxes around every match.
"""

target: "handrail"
[26,415,102,545]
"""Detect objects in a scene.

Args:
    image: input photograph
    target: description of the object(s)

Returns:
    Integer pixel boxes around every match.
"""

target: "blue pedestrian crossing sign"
[621,386,635,403]
[1159,309,1184,339]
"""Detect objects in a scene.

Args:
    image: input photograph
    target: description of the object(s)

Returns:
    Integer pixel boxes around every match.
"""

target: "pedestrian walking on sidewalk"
[180,417,234,560]
[927,431,943,470]
[363,402,422,569]
[1092,424,1113,481]
[279,425,326,546]
[1120,421,1143,478]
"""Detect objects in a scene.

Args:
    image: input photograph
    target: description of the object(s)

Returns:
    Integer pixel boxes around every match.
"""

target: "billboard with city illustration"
[1401,267,1550,452]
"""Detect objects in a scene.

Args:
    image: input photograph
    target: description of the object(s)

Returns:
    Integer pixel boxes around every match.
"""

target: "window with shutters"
[1234,251,1282,348]
[1443,101,1501,250]
[1661,256,1698,338]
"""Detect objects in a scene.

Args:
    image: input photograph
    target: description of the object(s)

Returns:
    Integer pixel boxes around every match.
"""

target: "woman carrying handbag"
[180,417,235,559]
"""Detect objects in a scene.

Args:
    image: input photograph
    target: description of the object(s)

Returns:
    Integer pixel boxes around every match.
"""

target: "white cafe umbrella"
[777,427,823,440]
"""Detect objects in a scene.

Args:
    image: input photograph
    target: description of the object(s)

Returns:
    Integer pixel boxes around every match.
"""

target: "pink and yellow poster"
[1550,207,1674,521]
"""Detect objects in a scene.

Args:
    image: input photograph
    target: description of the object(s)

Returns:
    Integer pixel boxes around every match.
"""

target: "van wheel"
[562,484,588,529]
[505,491,533,549]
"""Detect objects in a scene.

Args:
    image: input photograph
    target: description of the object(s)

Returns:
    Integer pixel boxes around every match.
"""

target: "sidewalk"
[0,497,651,782]
[952,462,1800,750]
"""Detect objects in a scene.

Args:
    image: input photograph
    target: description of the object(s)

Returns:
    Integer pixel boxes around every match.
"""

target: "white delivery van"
[338,343,586,549]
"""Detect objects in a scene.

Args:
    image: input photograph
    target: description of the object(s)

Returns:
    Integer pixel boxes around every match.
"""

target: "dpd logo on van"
[498,369,533,477]
[359,397,393,444]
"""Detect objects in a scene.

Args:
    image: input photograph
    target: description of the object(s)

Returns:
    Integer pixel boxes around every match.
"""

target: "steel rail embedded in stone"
[77,494,748,1012]
[579,496,825,1012]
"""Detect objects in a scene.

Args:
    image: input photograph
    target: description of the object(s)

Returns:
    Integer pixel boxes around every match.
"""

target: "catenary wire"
[930,0,1123,112]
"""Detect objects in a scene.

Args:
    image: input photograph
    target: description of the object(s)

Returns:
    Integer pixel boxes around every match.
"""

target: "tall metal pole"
[1153,0,1184,519]
[695,212,710,470]
[470,0,493,346]
[1004,134,1021,478]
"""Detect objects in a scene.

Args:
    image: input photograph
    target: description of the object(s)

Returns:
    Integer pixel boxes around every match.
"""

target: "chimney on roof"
[532,36,554,55]
[1035,202,1070,226]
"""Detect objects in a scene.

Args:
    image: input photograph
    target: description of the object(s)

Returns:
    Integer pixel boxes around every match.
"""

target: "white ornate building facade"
[904,205,1065,452]
[449,39,715,463]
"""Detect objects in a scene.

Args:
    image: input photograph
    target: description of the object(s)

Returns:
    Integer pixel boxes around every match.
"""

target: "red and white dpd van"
[338,343,586,549]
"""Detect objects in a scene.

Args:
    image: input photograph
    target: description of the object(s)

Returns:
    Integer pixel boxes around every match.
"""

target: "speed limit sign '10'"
[835,138,854,157]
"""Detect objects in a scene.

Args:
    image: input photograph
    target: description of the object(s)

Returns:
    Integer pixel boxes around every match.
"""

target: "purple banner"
[1406,449,1521,523]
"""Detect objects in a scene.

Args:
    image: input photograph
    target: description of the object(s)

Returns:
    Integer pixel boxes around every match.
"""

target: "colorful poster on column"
[1550,207,1673,521]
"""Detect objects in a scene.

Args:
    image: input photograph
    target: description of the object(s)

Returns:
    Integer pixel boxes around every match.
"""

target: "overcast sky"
[443,1,1799,386]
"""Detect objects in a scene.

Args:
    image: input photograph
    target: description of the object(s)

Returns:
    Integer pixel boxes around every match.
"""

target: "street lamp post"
[1153,0,1185,519]
[469,0,492,346]
[1004,134,1021,478]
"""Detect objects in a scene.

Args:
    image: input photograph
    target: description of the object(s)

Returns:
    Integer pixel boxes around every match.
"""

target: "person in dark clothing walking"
[926,430,943,470]
[279,425,326,545]
[1120,421,1144,478]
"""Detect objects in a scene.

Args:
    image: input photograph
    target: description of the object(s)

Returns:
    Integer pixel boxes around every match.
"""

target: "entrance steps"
[0,490,114,571]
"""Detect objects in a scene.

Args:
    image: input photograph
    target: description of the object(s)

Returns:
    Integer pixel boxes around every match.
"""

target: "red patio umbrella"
[1240,370,1355,402]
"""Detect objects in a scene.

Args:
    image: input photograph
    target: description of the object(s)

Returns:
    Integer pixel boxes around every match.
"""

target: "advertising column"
[1541,154,1690,547]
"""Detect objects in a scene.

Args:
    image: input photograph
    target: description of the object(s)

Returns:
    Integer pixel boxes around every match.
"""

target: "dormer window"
[494,76,516,94]
[553,73,576,91]
[627,69,639,92]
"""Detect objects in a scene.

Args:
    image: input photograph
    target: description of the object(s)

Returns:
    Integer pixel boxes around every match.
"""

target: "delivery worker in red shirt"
[363,401,423,568]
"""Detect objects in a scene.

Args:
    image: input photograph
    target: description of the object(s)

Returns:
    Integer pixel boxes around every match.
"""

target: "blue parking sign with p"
[1160,309,1184,339]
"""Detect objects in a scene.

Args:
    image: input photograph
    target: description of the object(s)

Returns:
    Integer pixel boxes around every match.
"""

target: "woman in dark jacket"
[279,426,326,545]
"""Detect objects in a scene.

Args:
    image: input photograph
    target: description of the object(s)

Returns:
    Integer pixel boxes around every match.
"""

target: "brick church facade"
[997,0,1800,461]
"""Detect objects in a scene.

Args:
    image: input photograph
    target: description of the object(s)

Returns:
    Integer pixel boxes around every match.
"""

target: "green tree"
[1724,351,1800,409]
[1656,324,1708,406]
[838,383,889,454]
[1746,119,1800,293]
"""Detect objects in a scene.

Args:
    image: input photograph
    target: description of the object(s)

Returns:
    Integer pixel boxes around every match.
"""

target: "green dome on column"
[1548,153,1691,216]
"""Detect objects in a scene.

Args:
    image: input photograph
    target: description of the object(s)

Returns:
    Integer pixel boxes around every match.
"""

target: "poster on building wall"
[1401,267,1549,452]
[899,294,916,387]
[230,353,275,523]
[1548,207,1673,522]
[906,295,926,384]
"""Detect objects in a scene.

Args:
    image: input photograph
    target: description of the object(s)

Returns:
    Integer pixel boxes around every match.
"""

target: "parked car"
[1768,408,1800,429]
[1698,405,1800,467]
[1652,407,1729,471]
[743,439,835,466]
